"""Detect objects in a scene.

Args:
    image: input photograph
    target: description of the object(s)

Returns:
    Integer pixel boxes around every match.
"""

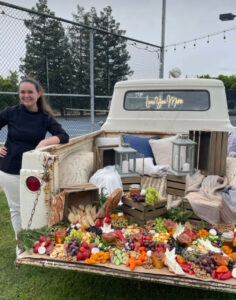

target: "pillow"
[122,134,159,161]
[124,157,154,175]
[149,135,177,166]
[123,157,170,177]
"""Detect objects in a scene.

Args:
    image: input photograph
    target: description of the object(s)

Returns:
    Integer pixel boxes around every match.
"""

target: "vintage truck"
[17,78,236,293]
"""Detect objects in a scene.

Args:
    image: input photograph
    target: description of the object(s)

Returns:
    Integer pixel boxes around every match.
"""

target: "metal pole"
[89,30,95,132]
[46,56,50,93]
[159,0,166,78]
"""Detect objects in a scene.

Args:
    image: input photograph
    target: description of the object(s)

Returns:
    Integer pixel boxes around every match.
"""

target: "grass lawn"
[1,192,236,300]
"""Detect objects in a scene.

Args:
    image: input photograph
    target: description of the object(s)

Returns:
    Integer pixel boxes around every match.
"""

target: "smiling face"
[19,82,42,112]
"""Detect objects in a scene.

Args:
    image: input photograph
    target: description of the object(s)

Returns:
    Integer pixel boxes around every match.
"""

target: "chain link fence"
[0,1,160,142]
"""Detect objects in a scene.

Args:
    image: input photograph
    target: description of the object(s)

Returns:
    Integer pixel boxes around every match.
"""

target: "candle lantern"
[171,135,196,176]
[114,144,143,177]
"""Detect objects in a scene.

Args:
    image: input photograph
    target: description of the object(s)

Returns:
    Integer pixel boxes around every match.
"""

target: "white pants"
[0,170,21,239]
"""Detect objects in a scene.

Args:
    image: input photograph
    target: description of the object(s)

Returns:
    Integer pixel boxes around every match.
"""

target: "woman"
[0,78,69,243]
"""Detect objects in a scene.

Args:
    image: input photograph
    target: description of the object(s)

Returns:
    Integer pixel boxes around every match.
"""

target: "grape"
[131,193,145,203]
[154,218,168,233]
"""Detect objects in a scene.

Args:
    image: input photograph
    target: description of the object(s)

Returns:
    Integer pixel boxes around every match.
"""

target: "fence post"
[89,29,95,132]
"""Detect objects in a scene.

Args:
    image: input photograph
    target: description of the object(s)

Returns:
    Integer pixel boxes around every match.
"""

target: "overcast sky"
[2,0,236,78]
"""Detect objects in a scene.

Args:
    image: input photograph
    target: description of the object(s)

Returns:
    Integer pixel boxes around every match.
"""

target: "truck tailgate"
[17,252,236,294]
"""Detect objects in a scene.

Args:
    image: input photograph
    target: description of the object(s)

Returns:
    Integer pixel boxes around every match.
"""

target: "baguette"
[97,188,123,218]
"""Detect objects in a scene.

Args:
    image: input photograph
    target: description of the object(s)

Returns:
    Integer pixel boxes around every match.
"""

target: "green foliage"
[0,72,19,110]
[95,187,108,208]
[18,226,53,252]
[199,74,236,90]
[167,198,193,222]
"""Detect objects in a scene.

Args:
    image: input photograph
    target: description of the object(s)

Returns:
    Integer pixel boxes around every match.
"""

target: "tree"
[93,6,132,98]
[199,74,236,89]
[20,0,73,115]
[68,5,133,111]
[67,5,91,113]
[0,72,18,110]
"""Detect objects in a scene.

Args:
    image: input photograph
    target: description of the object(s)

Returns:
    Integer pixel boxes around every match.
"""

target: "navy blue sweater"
[0,105,69,174]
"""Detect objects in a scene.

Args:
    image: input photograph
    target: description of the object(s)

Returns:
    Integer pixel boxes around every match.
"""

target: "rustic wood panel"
[166,188,185,197]
[220,132,228,176]
[167,181,185,190]
[122,205,166,223]
[215,132,223,175]
[208,131,216,175]
[189,130,228,176]
[121,176,141,184]
[122,197,166,212]
[167,174,186,183]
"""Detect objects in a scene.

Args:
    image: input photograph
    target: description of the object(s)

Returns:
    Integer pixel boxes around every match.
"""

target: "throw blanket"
[185,173,228,224]
[221,185,236,223]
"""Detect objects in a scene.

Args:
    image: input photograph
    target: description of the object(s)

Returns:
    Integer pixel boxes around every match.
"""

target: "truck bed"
[17,252,236,294]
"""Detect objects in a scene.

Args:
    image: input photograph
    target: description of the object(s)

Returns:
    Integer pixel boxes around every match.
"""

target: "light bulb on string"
[183,42,186,49]
[193,39,196,47]
[174,45,176,51]
[223,31,226,41]
[207,35,210,44]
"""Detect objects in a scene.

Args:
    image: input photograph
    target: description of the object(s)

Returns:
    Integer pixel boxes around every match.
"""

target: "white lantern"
[171,135,196,176]
[114,144,143,177]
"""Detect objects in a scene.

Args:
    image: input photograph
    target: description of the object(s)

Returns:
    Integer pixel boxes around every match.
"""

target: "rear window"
[124,90,210,111]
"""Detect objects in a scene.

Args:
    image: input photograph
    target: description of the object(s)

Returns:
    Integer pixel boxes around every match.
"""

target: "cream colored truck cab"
[20,78,235,229]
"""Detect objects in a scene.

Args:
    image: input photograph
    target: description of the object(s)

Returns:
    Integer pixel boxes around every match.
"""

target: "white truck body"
[20,78,235,230]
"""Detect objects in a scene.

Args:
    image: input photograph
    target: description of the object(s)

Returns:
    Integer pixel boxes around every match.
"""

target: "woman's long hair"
[19,78,54,117]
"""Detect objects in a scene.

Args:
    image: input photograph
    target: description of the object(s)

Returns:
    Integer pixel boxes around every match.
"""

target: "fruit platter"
[17,187,236,293]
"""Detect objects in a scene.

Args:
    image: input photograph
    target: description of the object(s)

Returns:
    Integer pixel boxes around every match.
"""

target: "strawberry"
[39,236,47,243]
[81,242,89,249]
[33,241,41,248]
[95,219,103,227]
[33,244,41,253]
[82,252,88,260]
[77,252,83,261]
[79,246,86,253]
[43,238,51,248]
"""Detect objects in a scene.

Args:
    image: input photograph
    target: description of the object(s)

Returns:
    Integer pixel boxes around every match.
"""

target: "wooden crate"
[93,144,119,172]
[122,197,167,225]
[189,130,228,176]
[60,183,99,219]
[166,174,185,197]
[121,176,141,192]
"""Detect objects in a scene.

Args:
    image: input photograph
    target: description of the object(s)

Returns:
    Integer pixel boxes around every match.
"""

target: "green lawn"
[1,192,236,300]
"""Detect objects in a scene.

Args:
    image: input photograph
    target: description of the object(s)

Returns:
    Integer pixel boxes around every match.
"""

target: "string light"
[166,25,236,51]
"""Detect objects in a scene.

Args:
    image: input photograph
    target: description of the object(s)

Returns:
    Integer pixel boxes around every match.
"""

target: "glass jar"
[221,232,234,248]
[54,229,66,244]
[129,184,141,197]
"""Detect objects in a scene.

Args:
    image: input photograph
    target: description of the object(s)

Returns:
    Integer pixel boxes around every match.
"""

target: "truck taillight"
[26,176,41,191]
